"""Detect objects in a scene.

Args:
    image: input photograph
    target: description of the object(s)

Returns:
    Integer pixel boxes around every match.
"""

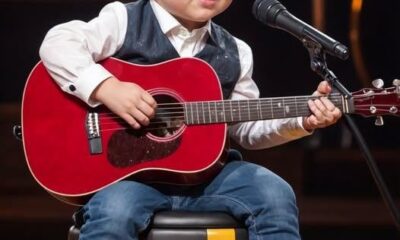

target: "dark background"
[1,0,399,239]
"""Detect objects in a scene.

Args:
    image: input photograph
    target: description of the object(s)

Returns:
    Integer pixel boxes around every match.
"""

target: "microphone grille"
[252,0,285,25]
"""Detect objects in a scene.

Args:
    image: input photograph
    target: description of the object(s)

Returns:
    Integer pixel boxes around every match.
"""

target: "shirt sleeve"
[39,1,128,107]
[228,38,312,150]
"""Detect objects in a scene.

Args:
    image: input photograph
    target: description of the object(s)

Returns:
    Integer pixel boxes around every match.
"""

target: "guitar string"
[93,91,395,130]
[94,92,390,118]
[97,96,345,120]
[96,105,393,131]
[97,105,397,132]
[99,107,397,133]
[99,106,314,124]
[98,100,393,123]
[99,104,389,126]
[98,103,396,124]
[96,95,346,116]
[95,91,389,112]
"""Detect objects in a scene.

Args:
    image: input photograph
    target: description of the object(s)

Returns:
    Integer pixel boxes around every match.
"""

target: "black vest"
[114,0,241,99]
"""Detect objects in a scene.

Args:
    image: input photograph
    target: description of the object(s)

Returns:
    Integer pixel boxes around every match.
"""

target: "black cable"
[304,37,400,231]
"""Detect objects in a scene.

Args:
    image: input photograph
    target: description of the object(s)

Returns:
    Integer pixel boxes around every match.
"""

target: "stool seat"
[68,211,248,240]
[152,211,243,228]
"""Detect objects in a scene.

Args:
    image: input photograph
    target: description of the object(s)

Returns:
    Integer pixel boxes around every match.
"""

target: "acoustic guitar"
[21,57,400,205]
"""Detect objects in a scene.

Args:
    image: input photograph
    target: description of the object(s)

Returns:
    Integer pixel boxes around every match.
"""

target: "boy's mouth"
[199,0,218,8]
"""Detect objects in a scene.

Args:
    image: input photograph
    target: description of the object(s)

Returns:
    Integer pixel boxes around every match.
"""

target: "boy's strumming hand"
[91,77,157,129]
[302,81,342,131]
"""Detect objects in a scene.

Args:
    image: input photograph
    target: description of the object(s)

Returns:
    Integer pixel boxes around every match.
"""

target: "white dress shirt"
[39,0,311,150]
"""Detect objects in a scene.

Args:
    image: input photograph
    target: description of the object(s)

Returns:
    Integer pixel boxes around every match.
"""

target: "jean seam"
[138,213,152,233]
[193,194,261,240]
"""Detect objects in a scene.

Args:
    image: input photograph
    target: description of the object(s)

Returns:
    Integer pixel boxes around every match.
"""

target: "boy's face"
[155,0,232,30]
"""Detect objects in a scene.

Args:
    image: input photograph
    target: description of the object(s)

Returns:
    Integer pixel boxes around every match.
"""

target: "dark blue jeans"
[79,153,300,240]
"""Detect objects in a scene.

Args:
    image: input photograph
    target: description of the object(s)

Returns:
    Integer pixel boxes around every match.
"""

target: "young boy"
[39,0,342,239]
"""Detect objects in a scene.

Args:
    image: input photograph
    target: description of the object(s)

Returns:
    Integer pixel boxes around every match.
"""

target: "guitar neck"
[184,94,354,125]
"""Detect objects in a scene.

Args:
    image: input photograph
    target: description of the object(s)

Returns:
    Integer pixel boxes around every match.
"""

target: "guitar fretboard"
[184,94,350,125]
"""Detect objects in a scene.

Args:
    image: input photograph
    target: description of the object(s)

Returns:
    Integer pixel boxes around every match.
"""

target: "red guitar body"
[22,58,227,205]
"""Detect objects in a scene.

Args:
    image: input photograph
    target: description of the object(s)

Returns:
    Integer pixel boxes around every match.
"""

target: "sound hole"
[148,94,184,138]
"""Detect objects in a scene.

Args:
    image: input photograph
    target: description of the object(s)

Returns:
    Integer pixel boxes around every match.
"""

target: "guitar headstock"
[352,79,400,126]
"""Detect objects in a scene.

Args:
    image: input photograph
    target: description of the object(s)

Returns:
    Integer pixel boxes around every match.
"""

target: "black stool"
[68,211,248,240]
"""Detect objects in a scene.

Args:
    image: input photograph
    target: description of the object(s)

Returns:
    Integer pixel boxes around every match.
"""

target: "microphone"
[252,0,349,60]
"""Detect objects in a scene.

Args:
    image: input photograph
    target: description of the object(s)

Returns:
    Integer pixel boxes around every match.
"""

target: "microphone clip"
[302,36,352,98]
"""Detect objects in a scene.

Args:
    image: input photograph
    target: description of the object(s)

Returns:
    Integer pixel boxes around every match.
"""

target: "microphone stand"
[303,37,400,231]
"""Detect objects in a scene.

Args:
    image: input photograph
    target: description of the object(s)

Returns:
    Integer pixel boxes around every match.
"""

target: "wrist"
[90,77,118,103]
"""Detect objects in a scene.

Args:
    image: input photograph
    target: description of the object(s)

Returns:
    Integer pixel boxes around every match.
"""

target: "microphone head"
[252,0,286,26]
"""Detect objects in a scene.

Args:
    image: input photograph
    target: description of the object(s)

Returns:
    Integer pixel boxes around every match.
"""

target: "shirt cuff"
[64,63,113,107]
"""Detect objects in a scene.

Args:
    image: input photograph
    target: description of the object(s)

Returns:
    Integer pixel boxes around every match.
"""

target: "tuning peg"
[393,79,400,94]
[372,79,384,89]
[375,116,384,126]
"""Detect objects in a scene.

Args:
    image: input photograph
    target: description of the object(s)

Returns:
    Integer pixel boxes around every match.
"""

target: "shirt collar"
[149,0,212,36]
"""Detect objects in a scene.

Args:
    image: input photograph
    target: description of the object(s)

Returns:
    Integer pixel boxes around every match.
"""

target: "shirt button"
[179,29,189,38]
[69,85,76,92]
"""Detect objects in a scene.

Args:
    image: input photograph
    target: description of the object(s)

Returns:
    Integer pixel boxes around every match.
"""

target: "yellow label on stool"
[207,229,235,240]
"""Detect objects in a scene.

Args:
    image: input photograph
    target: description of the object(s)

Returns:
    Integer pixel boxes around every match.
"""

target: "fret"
[294,97,299,117]
[212,101,218,123]
[201,102,205,124]
[216,101,223,123]
[195,102,200,124]
[190,102,195,124]
[184,104,190,125]
[229,101,234,122]
[269,98,274,119]
[238,101,243,121]
[294,97,309,117]
[247,99,251,121]
[207,102,212,124]
[272,98,285,119]
[257,100,262,120]
[200,102,205,124]
[226,101,233,122]
[282,98,286,118]
[237,100,241,121]
[284,98,292,117]
[221,101,226,122]
[244,100,251,121]
[230,100,238,122]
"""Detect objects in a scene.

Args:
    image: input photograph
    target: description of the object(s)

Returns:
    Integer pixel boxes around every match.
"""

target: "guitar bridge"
[86,112,102,154]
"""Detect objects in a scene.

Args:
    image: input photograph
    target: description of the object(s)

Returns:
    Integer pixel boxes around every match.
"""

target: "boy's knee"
[240,164,296,209]
[84,181,167,223]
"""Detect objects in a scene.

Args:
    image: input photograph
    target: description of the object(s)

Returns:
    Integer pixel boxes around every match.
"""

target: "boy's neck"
[173,16,207,32]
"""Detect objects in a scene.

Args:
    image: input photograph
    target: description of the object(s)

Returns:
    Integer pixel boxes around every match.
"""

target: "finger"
[308,99,324,119]
[129,107,150,126]
[121,113,141,129]
[320,97,336,112]
[332,108,343,119]
[320,97,343,122]
[142,92,157,108]
[136,101,156,119]
[317,81,332,95]
[313,99,337,124]
[314,98,336,117]
[310,116,320,126]
[305,115,319,128]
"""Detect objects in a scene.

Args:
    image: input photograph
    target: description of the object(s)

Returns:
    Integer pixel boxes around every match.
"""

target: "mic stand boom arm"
[303,37,400,231]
